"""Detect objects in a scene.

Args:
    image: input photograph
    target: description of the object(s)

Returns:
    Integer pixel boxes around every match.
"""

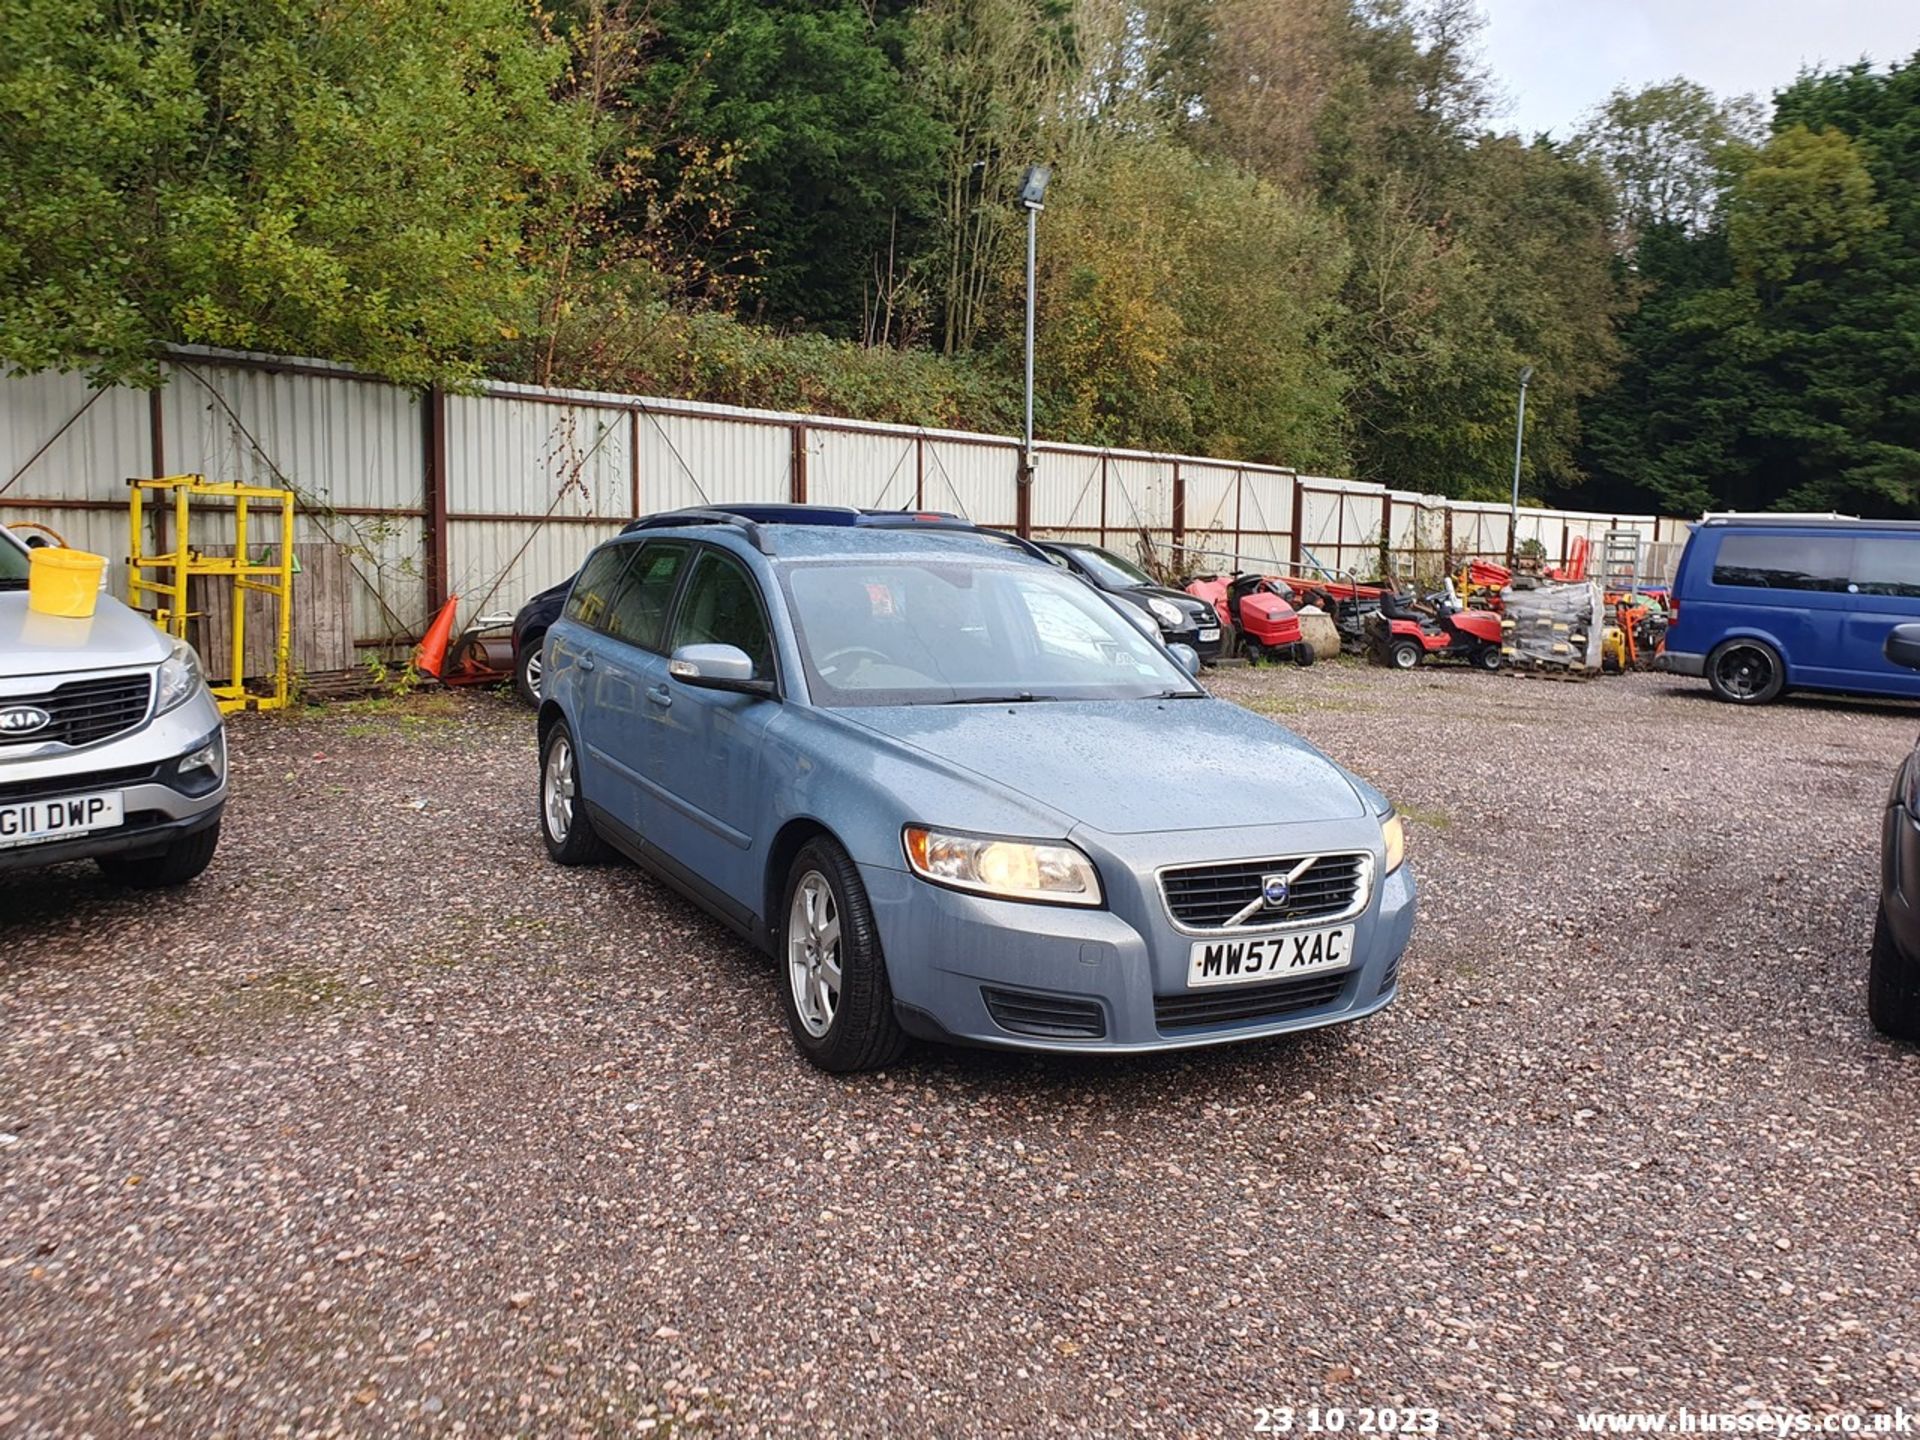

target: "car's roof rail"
[623,504,1054,562]
[624,508,771,551]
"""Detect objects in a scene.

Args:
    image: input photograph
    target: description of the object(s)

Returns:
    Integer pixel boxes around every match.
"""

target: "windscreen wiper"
[1147,690,1206,699]
[938,692,1057,705]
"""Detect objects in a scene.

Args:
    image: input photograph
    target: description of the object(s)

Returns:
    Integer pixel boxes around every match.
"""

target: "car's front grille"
[0,761,161,804]
[982,987,1107,1040]
[1154,971,1350,1031]
[1159,852,1368,931]
[0,674,153,750]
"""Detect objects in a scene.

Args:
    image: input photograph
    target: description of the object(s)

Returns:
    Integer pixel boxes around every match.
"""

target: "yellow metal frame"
[129,474,296,714]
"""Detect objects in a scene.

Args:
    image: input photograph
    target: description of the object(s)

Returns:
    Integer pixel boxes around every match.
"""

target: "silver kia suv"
[0,526,226,884]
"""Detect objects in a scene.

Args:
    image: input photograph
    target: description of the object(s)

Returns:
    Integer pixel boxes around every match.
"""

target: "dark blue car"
[1655,516,1920,704]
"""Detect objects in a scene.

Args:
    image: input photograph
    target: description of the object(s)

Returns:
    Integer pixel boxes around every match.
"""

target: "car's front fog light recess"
[1380,812,1406,873]
[178,733,225,780]
[903,827,1102,906]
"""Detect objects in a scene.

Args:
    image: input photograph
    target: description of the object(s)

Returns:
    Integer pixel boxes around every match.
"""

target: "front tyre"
[96,821,220,888]
[1388,639,1421,670]
[540,720,610,865]
[1869,908,1920,1042]
[780,838,907,1073]
[1474,644,1502,672]
[1292,642,1316,669]
[1705,638,1785,705]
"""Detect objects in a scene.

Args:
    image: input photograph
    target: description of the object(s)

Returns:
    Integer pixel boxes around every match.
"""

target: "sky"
[1476,0,1919,139]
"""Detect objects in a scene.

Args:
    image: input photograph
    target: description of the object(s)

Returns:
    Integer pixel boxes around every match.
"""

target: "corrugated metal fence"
[0,347,1688,662]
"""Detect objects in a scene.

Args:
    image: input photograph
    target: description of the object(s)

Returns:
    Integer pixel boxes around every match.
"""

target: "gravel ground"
[3,664,1919,1437]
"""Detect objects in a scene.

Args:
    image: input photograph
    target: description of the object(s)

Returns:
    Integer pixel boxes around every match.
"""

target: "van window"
[1711,534,1852,592]
[1853,537,1920,600]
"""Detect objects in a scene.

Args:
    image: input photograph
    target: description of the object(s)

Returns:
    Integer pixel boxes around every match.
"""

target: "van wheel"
[1869,909,1920,1042]
[779,838,908,1073]
[1706,639,1784,704]
[97,821,221,888]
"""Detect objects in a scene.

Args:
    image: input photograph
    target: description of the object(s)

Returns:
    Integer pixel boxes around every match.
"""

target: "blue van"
[1657,517,1920,704]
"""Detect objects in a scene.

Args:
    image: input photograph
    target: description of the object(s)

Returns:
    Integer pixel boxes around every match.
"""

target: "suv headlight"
[903,826,1103,907]
[155,640,206,716]
[1146,597,1185,630]
[1380,811,1407,874]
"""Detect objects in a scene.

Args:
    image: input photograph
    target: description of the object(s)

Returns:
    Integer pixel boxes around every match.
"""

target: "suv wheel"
[1706,639,1785,704]
[539,721,609,865]
[1869,909,1920,1042]
[97,821,220,888]
[779,838,907,1072]
[515,639,545,706]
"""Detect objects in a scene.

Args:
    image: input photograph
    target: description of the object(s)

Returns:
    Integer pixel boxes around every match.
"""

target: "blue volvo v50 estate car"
[536,506,1415,1071]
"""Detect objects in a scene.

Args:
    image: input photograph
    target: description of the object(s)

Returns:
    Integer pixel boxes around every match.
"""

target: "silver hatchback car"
[0,526,226,885]
[537,507,1414,1071]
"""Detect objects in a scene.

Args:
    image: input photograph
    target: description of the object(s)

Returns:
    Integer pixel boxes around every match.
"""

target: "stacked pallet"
[1500,579,1603,673]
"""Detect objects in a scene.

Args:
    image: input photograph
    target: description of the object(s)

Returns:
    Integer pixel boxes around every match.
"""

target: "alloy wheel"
[543,733,576,842]
[787,871,842,1039]
[1714,644,1774,700]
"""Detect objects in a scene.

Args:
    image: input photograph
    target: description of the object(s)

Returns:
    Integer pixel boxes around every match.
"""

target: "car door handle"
[645,684,672,709]
[578,654,596,673]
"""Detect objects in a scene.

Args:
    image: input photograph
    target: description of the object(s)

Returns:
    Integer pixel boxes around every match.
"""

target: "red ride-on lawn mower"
[1369,581,1504,671]
[1186,574,1316,666]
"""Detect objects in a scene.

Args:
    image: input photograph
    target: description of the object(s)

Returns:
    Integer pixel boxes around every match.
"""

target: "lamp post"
[1017,165,1050,536]
[1507,364,1534,571]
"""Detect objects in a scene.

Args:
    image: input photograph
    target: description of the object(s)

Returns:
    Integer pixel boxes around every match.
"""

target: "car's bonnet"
[0,592,172,679]
[841,698,1368,835]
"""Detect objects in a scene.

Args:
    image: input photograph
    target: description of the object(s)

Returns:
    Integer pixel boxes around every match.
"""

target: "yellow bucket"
[27,546,107,618]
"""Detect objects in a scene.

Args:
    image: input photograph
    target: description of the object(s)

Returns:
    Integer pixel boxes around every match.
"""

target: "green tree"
[1573,78,1762,240]
[0,0,595,385]
[627,0,949,337]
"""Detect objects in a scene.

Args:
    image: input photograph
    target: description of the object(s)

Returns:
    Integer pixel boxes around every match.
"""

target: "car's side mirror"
[1885,623,1920,672]
[669,643,776,697]
[1168,642,1201,676]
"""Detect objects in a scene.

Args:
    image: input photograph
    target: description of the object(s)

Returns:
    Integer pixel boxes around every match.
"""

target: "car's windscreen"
[1068,546,1154,588]
[0,534,28,586]
[781,559,1198,707]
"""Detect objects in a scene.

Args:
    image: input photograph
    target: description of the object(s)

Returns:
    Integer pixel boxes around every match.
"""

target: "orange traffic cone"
[414,596,460,679]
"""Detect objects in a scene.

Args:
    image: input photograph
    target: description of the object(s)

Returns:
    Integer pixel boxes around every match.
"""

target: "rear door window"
[563,544,637,630]
[603,541,691,652]
[1710,534,1853,592]
[1853,536,1920,600]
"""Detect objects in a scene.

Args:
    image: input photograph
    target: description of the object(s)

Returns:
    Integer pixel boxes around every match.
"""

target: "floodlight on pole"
[1018,165,1051,535]
[1507,365,1535,570]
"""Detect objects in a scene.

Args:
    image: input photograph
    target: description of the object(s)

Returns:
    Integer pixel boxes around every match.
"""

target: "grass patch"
[1398,803,1452,832]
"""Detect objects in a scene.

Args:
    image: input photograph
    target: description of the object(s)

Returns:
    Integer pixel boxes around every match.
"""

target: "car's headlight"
[1147,597,1185,630]
[1380,811,1407,874]
[155,639,206,716]
[903,826,1103,907]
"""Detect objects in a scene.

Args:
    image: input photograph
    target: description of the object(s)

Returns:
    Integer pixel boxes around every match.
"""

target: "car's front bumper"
[1167,624,1224,662]
[861,842,1416,1053]
[1653,649,1705,677]
[0,690,227,873]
